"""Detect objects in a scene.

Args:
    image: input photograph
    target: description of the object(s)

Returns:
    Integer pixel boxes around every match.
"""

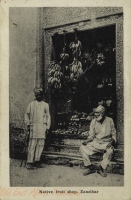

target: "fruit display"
[70,59,83,82]
[48,30,110,92]
[48,61,63,89]
[52,112,90,137]
[48,30,85,90]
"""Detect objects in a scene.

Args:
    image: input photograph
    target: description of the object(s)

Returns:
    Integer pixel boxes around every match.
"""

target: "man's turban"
[34,87,43,94]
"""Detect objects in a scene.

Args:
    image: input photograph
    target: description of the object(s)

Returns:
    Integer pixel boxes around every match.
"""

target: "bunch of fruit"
[60,52,69,63]
[48,61,63,89]
[69,39,82,58]
[70,59,83,82]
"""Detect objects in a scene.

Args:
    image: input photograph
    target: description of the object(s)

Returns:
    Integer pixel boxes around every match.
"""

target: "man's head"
[34,88,43,102]
[94,105,106,122]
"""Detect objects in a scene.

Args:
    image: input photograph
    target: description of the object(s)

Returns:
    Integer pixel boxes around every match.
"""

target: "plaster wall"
[9,8,37,127]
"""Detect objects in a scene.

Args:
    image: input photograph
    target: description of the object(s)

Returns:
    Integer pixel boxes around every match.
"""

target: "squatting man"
[25,88,51,169]
[80,105,116,177]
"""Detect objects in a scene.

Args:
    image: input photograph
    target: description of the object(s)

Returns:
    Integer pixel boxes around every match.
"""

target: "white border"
[1,0,131,199]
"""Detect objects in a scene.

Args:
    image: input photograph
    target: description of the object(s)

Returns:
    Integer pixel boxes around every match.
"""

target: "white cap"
[94,105,105,113]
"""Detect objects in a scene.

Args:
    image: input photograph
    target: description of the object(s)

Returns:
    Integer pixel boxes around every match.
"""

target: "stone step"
[42,153,124,175]
[43,151,123,163]
[42,144,124,175]
[44,144,124,163]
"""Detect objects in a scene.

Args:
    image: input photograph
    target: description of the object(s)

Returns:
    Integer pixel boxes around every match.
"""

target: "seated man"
[80,105,116,177]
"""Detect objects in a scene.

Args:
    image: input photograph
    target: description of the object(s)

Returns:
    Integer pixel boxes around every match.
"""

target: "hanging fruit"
[69,39,82,58]
[59,30,69,78]
[59,30,70,83]
[70,58,83,82]
[69,29,83,83]
[69,29,82,59]
[60,51,69,63]
[48,60,63,90]
[60,30,69,64]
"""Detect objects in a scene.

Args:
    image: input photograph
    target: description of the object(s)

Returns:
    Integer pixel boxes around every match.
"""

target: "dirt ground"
[10,159,124,187]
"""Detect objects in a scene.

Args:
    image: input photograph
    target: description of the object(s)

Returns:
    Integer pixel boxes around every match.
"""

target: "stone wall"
[42,7,123,28]
[9,8,38,127]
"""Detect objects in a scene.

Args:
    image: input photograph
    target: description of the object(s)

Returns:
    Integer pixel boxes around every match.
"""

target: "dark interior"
[51,25,116,128]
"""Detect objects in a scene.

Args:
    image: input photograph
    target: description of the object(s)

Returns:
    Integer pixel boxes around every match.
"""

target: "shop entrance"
[50,24,116,132]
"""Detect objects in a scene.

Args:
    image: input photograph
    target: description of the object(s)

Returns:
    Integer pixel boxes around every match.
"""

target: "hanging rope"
[63,30,67,48]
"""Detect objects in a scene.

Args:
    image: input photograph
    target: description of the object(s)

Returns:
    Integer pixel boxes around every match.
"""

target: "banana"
[48,77,53,83]
[70,73,74,79]
[70,40,82,57]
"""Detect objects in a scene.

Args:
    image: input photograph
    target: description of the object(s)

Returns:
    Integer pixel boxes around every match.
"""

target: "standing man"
[80,105,116,177]
[25,88,51,169]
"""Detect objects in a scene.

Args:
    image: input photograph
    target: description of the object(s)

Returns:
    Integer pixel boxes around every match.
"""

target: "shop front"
[36,8,124,172]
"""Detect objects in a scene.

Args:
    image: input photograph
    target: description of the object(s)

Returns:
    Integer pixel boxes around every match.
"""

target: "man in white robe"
[25,88,51,169]
[80,105,116,177]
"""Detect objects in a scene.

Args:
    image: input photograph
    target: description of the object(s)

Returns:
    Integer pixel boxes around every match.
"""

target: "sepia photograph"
[9,7,124,187]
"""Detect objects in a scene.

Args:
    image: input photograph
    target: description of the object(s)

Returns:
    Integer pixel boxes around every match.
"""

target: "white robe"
[25,100,51,139]
[88,116,116,143]
[80,117,116,169]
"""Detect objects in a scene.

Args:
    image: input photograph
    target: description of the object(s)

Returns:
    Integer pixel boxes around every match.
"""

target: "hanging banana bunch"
[60,31,69,68]
[59,30,70,80]
[48,60,63,89]
[70,58,83,82]
[69,28,82,59]
[60,47,69,63]
[69,29,83,82]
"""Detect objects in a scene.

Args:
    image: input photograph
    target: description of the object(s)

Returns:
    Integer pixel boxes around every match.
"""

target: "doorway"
[51,24,116,129]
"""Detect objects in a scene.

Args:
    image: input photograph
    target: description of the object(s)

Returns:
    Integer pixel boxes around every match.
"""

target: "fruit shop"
[9,8,124,167]
[46,25,117,140]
